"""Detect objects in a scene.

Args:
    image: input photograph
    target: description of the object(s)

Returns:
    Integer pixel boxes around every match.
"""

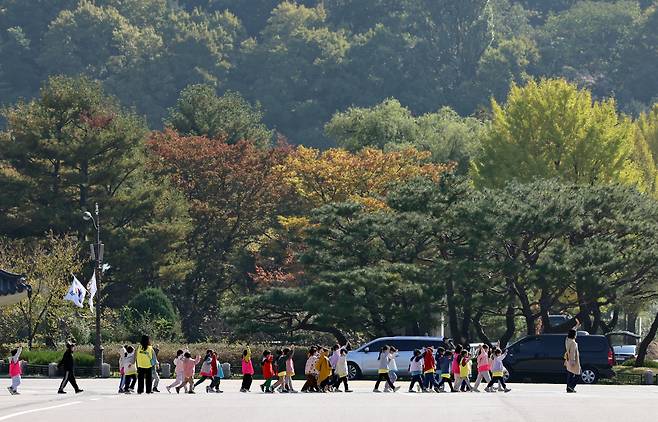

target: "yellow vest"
[136,345,154,368]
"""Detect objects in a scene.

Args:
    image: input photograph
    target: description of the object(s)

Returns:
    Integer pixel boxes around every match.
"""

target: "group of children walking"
[5,341,512,395]
[258,344,352,393]
[404,344,511,393]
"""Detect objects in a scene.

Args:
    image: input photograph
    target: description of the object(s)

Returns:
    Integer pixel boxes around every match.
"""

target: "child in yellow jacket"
[315,348,332,392]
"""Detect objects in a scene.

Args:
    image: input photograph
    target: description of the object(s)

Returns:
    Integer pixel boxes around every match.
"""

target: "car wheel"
[347,362,362,380]
[580,367,598,384]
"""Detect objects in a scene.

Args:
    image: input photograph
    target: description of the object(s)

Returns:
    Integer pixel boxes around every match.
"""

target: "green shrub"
[126,288,177,321]
[621,358,658,368]
[19,349,95,366]
[121,288,182,341]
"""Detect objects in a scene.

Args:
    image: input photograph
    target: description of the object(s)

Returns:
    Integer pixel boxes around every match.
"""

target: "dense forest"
[2,0,658,363]
[1,0,657,146]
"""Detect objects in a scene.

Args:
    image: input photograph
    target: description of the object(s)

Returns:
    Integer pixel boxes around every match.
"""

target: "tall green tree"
[637,104,658,163]
[0,75,147,236]
[165,84,271,144]
[617,3,658,106]
[0,75,189,303]
[325,99,484,172]
[473,79,636,188]
[230,1,351,146]
[478,180,658,336]
[536,1,641,97]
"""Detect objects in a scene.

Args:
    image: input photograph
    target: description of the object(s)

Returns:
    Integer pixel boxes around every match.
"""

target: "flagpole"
[83,203,103,376]
[94,202,102,376]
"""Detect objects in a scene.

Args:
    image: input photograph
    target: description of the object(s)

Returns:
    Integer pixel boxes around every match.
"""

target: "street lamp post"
[83,203,103,375]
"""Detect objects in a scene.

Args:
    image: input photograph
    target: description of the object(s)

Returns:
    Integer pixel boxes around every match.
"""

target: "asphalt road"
[1,379,656,422]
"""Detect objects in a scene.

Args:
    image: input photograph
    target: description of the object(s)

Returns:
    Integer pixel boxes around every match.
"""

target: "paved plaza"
[0,379,657,422]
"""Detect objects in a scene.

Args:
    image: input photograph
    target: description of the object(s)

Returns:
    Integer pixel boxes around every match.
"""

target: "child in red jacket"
[207,351,224,393]
[260,350,275,393]
[422,346,440,392]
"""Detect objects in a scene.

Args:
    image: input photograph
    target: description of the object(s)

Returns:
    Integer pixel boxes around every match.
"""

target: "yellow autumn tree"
[473,79,639,188]
[281,146,452,209]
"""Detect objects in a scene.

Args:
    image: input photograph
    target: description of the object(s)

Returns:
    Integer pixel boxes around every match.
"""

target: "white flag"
[87,272,97,312]
[63,276,87,308]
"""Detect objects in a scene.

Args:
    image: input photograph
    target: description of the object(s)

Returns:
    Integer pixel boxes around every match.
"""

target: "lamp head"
[83,211,93,221]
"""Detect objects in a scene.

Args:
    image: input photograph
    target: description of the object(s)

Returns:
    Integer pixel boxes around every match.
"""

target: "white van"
[346,336,448,379]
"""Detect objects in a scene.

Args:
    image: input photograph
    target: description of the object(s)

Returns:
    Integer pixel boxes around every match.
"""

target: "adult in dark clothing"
[58,341,83,394]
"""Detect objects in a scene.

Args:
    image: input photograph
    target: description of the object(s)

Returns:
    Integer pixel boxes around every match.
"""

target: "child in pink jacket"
[473,344,492,392]
[8,346,23,395]
[241,346,254,392]
[179,352,201,394]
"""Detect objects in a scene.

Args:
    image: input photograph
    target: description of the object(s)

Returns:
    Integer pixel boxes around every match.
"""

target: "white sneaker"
[373,388,381,393]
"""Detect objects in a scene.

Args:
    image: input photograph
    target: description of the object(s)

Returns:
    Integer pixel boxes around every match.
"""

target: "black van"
[503,334,615,384]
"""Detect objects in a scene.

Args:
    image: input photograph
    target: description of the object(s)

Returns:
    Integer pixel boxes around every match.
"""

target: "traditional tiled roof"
[0,269,31,306]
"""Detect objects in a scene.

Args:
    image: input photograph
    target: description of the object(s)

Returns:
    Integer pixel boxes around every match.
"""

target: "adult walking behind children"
[58,341,83,394]
[565,320,582,393]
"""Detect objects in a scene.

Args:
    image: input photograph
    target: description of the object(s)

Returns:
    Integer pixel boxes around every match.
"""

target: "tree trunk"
[472,311,492,346]
[626,312,638,333]
[635,311,658,367]
[445,278,461,342]
[304,323,348,345]
[460,291,472,345]
[500,301,516,349]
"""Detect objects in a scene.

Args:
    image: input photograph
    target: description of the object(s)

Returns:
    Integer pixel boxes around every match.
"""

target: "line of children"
[4,341,514,396]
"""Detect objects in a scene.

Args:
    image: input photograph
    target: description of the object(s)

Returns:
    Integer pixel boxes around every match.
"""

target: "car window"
[578,337,607,352]
[386,340,413,351]
[360,340,386,352]
[430,340,448,350]
[541,335,565,353]
[517,337,541,354]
